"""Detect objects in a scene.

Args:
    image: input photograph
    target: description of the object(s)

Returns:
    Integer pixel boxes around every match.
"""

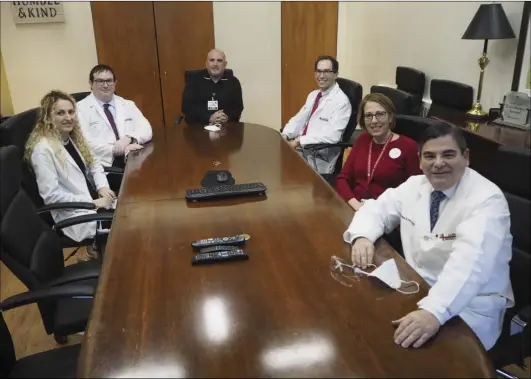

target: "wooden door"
[154,2,215,129]
[90,2,165,136]
[281,2,338,126]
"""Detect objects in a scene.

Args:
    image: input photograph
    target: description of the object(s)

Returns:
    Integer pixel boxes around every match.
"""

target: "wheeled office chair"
[0,107,122,258]
[0,284,94,377]
[485,146,530,378]
[302,78,363,187]
[427,79,474,119]
[0,145,112,344]
[175,69,235,125]
[70,92,91,102]
[394,115,445,143]
[370,85,417,116]
[396,66,425,116]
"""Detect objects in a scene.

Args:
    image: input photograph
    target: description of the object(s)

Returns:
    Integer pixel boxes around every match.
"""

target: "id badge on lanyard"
[208,93,218,111]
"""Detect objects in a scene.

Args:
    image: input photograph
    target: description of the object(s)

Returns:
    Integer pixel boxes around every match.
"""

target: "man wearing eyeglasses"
[281,56,351,174]
[77,64,153,191]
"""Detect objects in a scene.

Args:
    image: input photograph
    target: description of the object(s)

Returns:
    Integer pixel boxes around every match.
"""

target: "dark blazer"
[182,69,244,124]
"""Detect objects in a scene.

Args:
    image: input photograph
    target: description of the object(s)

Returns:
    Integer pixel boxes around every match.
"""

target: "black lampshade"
[462,3,516,40]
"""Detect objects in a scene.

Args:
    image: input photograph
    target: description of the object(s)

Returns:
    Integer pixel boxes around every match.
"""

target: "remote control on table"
[199,245,240,254]
[191,235,247,250]
[192,249,249,265]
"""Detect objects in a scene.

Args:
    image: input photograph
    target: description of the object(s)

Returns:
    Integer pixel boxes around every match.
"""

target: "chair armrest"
[518,305,530,324]
[174,115,184,126]
[302,142,353,152]
[0,284,95,311]
[43,265,100,288]
[52,213,114,232]
[36,202,96,214]
[104,166,124,176]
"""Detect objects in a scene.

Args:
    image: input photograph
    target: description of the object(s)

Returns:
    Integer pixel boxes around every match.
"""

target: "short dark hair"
[314,56,339,73]
[418,121,468,153]
[89,64,116,82]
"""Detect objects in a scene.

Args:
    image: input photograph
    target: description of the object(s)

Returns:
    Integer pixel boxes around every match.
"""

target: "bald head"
[206,49,227,80]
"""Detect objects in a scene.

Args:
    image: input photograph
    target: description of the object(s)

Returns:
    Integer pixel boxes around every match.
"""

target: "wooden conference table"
[78,123,494,378]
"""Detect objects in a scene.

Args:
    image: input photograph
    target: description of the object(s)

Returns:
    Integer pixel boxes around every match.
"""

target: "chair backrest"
[485,146,530,314]
[336,78,363,142]
[184,68,234,84]
[427,79,473,119]
[0,311,16,377]
[0,107,38,156]
[70,92,91,102]
[370,85,416,116]
[394,115,442,143]
[0,107,53,223]
[334,78,363,174]
[0,145,66,333]
[396,66,425,116]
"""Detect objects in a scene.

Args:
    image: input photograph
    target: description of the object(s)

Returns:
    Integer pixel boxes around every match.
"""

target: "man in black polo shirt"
[182,49,244,125]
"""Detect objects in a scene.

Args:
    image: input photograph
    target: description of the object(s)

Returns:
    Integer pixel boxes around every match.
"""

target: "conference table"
[78,122,494,378]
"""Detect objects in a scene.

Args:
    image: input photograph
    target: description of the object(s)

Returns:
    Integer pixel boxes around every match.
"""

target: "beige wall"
[0,52,14,116]
[213,2,282,130]
[0,1,98,113]
[2,2,525,119]
[337,2,524,111]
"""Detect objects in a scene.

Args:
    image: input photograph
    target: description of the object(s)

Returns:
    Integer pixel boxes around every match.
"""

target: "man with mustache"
[182,49,243,125]
[344,122,513,351]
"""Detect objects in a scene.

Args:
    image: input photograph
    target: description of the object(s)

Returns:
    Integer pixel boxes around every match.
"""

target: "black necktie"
[103,103,120,140]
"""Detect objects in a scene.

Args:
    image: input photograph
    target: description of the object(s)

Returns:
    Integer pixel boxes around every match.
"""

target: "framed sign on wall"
[11,1,65,24]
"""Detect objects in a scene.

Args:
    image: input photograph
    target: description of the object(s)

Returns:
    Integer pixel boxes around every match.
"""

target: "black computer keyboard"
[185,182,267,201]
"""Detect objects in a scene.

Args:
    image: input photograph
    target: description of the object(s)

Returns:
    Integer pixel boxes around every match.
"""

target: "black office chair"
[0,145,113,344]
[427,79,474,119]
[175,69,236,125]
[302,78,363,187]
[396,66,425,116]
[485,146,530,377]
[370,85,416,116]
[70,92,91,102]
[0,108,121,257]
[0,284,94,378]
[394,115,444,143]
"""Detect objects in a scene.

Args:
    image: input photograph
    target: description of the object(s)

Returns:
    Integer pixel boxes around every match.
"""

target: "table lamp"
[462,3,515,119]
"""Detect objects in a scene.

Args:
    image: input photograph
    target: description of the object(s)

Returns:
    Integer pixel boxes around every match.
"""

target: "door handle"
[164,70,167,79]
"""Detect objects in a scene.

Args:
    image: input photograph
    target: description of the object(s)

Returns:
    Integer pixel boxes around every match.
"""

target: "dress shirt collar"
[95,94,116,109]
[319,82,337,98]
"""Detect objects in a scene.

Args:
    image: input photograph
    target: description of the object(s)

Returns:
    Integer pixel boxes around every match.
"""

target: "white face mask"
[354,258,419,295]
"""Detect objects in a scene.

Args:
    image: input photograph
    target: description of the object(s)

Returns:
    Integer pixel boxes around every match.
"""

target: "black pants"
[107,156,125,193]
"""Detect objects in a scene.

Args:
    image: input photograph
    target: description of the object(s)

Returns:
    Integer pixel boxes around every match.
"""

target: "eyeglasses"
[363,111,388,122]
[93,79,115,86]
[330,256,361,288]
[314,70,335,76]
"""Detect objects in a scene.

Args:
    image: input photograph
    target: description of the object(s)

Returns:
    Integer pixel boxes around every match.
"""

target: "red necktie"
[103,103,120,141]
[301,92,323,136]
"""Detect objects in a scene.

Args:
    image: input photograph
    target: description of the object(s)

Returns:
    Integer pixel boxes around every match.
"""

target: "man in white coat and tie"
[77,64,153,191]
[281,56,351,174]
[344,122,513,351]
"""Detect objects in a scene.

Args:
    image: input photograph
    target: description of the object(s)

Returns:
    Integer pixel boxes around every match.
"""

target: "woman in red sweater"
[336,93,421,211]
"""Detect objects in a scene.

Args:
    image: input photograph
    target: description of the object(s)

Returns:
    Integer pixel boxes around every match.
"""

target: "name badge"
[208,100,219,111]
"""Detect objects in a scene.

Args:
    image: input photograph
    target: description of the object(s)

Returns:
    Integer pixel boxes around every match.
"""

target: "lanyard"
[367,133,393,183]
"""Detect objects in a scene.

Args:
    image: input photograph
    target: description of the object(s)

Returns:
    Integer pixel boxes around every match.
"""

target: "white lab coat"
[282,82,351,174]
[343,168,514,350]
[77,93,153,167]
[31,137,110,242]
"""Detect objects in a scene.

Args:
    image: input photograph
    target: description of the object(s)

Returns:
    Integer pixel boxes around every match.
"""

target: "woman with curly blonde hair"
[25,90,116,254]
